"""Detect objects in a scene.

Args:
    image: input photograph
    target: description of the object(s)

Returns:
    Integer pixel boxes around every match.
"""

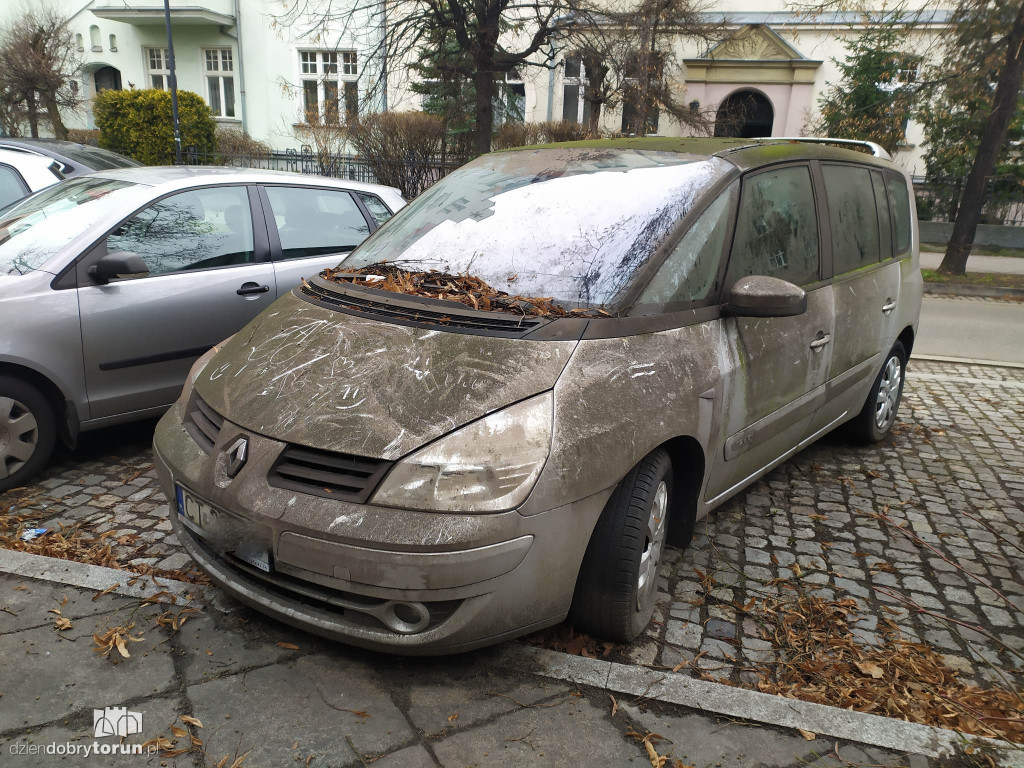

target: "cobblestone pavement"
[0,572,937,767]
[3,359,1022,696]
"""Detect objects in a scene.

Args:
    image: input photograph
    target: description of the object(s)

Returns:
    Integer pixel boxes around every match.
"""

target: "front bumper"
[153,403,612,654]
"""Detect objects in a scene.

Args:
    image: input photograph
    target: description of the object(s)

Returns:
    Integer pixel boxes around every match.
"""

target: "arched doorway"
[714,90,774,138]
[94,66,122,93]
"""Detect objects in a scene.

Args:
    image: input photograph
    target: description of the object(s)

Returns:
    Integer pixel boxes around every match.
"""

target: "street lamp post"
[163,0,183,164]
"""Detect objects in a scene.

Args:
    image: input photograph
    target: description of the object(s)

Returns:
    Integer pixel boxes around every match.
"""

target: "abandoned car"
[152,137,922,653]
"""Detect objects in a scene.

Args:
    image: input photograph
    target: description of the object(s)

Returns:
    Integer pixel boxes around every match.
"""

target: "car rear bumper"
[152,405,611,654]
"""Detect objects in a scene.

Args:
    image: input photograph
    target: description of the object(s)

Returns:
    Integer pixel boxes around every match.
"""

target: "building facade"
[0,1,950,175]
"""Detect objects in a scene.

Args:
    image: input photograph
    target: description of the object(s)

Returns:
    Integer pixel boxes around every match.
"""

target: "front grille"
[268,445,392,503]
[298,281,543,336]
[184,392,224,454]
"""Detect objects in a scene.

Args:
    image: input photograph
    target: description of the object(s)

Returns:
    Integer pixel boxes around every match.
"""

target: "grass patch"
[921,243,1024,258]
[922,269,1024,290]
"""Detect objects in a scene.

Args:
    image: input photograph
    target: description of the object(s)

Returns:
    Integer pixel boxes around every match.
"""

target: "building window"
[621,54,662,135]
[75,33,84,52]
[90,25,101,52]
[146,48,169,90]
[298,50,359,125]
[204,48,235,118]
[561,55,590,125]
[109,34,117,52]
[498,68,525,124]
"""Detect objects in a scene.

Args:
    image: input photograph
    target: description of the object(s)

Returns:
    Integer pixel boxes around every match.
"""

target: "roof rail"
[757,137,892,160]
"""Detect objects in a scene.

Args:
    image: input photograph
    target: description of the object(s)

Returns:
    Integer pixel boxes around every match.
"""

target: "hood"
[195,291,578,459]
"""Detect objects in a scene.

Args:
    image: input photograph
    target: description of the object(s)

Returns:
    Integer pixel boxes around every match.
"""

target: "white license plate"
[175,484,271,572]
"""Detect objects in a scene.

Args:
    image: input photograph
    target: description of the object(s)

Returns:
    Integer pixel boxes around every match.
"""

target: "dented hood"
[194,292,578,459]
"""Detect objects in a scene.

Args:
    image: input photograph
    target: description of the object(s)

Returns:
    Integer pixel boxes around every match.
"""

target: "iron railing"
[913,178,1024,227]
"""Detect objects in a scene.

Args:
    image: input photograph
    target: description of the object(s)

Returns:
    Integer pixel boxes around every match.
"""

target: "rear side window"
[823,165,880,275]
[265,186,370,260]
[871,171,893,260]
[887,175,912,256]
[0,164,28,209]
[726,166,820,288]
[356,192,393,227]
[636,182,736,309]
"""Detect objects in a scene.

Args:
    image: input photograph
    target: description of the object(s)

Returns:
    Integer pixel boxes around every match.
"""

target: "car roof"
[0,147,59,170]
[87,164,402,195]
[500,136,900,172]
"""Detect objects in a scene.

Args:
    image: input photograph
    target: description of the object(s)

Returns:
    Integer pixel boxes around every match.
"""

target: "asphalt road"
[915,295,1024,364]
[920,250,1024,275]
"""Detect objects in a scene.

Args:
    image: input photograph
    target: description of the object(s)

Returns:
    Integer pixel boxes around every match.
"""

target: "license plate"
[175,484,272,572]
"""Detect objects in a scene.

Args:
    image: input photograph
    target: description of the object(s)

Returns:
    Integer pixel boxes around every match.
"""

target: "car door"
[812,164,903,431]
[258,184,376,293]
[77,185,276,419]
[705,163,836,505]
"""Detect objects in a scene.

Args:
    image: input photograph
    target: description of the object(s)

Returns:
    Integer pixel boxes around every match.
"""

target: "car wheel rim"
[637,480,668,612]
[874,355,902,430]
[0,396,38,480]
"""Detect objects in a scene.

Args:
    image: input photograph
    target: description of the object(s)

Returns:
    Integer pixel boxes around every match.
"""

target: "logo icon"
[225,436,248,478]
[93,707,143,738]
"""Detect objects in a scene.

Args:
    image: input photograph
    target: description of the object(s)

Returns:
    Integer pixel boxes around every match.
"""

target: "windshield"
[0,177,140,275]
[340,149,732,309]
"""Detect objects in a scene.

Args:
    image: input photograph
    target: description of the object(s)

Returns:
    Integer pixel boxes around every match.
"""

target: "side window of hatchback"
[265,186,370,260]
[823,164,881,274]
[107,186,254,276]
[886,174,913,258]
[725,166,820,288]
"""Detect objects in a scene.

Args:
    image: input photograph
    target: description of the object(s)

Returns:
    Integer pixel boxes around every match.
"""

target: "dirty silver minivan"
[153,137,921,654]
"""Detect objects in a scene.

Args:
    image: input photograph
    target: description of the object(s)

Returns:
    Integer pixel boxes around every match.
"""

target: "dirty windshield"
[339,149,732,310]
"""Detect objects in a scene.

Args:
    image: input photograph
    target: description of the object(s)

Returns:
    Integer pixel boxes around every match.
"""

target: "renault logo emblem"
[225,437,248,478]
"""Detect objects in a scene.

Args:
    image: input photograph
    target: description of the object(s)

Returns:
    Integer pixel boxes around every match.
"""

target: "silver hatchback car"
[0,167,404,491]
[152,137,922,655]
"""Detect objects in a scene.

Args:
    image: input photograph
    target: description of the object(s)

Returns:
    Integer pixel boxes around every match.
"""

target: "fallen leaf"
[448,712,458,722]
[855,661,884,679]
[171,725,187,738]
[54,616,72,631]
[277,641,300,650]
[610,694,618,717]
[798,729,816,741]
[181,715,203,728]
[92,583,119,601]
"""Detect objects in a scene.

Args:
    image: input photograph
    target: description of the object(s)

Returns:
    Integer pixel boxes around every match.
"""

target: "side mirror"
[89,250,149,284]
[722,275,807,318]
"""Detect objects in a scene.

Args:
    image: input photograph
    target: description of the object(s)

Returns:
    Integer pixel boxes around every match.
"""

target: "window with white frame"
[146,48,169,90]
[561,55,590,125]
[204,48,236,118]
[497,68,525,124]
[298,50,358,125]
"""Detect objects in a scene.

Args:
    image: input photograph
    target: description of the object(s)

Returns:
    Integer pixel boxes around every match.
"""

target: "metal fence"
[913,178,1024,227]
[182,145,464,198]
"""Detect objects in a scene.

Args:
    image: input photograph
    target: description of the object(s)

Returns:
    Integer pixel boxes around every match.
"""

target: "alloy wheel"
[0,396,38,479]
[637,480,668,611]
[874,355,902,430]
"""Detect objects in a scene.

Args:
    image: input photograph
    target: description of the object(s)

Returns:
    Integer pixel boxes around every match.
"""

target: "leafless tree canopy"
[0,5,81,139]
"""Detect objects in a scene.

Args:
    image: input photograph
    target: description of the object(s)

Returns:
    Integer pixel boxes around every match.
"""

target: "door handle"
[237,282,270,296]
[809,332,831,351]
[882,299,897,314]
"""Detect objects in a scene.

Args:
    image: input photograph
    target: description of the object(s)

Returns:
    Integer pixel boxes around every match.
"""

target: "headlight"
[371,392,553,513]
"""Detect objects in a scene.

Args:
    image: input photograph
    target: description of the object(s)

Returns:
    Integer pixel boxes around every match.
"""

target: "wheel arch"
[897,325,914,357]
[0,361,78,447]
[659,434,705,547]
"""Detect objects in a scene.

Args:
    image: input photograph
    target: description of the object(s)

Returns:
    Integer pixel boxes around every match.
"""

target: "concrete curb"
[0,548,205,602]
[911,353,1024,370]
[3,551,1022,767]
[924,281,1024,299]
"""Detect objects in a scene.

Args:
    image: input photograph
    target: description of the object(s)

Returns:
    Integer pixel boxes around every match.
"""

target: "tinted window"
[887,175,912,255]
[871,171,892,260]
[726,166,820,287]
[0,177,138,276]
[356,192,393,227]
[823,165,880,274]
[266,186,369,260]
[107,186,253,276]
[636,182,735,309]
[0,165,27,209]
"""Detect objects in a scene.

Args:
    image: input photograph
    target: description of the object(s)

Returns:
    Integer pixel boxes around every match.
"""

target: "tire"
[0,376,57,493]
[570,448,672,643]
[848,341,907,444]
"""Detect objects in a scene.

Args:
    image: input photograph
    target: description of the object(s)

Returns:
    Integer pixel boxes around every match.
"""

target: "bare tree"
[0,6,81,140]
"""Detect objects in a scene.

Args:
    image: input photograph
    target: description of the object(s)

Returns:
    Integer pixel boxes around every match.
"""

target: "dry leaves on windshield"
[321,263,611,319]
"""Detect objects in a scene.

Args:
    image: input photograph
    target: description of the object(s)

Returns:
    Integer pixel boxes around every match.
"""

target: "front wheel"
[0,376,57,493]
[849,341,907,444]
[570,448,672,642]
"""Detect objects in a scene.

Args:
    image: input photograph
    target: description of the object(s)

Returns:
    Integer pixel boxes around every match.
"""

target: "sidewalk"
[0,571,936,768]
[921,250,1024,275]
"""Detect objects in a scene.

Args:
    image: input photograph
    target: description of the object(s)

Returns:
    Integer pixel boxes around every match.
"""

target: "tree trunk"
[42,91,67,141]
[26,90,38,138]
[584,58,608,136]
[939,3,1024,275]
[474,69,493,156]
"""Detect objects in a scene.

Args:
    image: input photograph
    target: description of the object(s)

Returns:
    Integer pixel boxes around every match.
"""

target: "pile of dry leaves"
[321,263,611,318]
[751,591,1024,744]
[0,502,208,585]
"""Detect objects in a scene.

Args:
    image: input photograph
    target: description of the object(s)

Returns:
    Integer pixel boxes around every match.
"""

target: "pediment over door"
[709,24,807,61]
[685,25,822,84]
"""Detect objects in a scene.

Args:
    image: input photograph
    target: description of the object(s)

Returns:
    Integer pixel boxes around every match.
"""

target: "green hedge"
[94,89,217,165]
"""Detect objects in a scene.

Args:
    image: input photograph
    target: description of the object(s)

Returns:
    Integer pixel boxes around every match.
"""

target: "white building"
[0,1,951,175]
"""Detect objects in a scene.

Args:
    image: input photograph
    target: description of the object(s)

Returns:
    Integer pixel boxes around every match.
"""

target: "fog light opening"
[382,601,431,634]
